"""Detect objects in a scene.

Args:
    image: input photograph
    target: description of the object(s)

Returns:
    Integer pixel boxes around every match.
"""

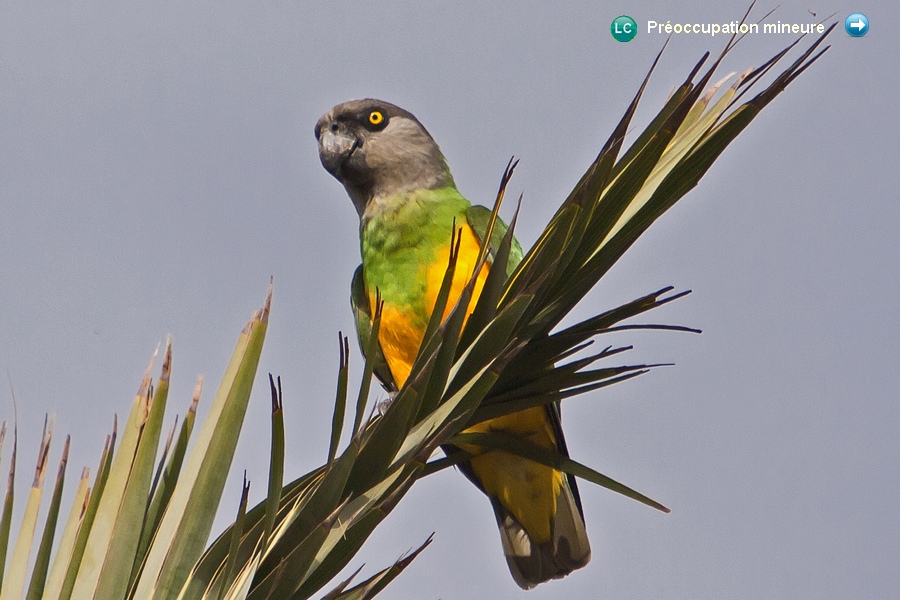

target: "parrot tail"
[493,480,591,589]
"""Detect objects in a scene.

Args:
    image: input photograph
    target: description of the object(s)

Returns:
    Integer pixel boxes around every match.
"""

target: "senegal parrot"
[315,99,590,589]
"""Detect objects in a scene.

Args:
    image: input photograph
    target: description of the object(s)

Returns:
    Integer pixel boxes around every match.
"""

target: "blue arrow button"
[845,13,869,37]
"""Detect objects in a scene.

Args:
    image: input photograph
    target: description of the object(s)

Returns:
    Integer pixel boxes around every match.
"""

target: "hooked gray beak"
[318,127,359,176]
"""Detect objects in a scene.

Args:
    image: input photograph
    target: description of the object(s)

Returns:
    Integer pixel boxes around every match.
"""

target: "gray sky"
[2,1,897,598]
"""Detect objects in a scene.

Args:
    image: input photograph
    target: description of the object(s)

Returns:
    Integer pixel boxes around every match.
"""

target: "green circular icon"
[611,15,637,42]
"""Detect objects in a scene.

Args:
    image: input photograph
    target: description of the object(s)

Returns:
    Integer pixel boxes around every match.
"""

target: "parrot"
[315,98,590,589]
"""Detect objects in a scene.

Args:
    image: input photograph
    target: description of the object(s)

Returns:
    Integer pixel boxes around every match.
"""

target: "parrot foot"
[375,392,397,416]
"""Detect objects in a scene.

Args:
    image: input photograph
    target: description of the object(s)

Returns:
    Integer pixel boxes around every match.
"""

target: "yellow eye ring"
[368,110,384,125]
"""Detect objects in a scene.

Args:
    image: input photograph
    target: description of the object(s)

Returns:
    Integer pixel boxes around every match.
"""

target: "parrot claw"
[375,393,397,416]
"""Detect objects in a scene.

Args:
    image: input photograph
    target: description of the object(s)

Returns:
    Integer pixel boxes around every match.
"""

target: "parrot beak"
[318,127,359,177]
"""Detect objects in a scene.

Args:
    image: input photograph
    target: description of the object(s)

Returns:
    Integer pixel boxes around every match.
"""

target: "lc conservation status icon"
[611,15,637,42]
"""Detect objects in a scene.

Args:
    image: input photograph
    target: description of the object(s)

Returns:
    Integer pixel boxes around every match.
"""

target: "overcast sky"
[1,1,897,598]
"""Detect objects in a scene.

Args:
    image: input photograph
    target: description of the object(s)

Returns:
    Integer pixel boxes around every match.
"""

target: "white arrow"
[850,19,866,31]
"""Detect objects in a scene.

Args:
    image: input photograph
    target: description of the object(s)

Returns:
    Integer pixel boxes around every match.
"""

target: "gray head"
[315,99,454,217]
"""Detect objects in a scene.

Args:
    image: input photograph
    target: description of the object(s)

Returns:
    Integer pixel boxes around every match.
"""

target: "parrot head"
[316,99,454,216]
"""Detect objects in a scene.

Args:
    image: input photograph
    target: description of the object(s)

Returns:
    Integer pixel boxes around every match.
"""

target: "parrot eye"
[365,110,387,130]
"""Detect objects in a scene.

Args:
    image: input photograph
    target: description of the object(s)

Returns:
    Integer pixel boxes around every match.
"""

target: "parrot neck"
[347,174,456,219]
[350,149,456,219]
[360,186,470,236]
[359,177,457,223]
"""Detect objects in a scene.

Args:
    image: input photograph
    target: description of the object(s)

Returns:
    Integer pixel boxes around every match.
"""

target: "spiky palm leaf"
[0,287,270,600]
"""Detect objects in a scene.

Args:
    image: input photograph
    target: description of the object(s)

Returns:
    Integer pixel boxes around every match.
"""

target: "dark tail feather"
[493,481,591,589]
